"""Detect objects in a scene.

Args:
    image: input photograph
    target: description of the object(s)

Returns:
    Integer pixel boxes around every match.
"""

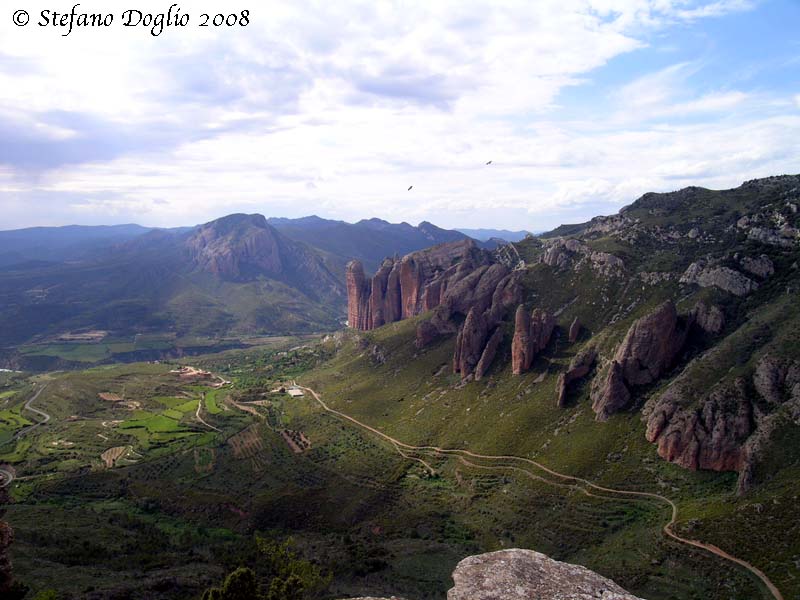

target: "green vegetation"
[202,538,330,600]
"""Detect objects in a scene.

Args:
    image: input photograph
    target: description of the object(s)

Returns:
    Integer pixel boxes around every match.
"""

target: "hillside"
[0,175,798,600]
[268,216,477,274]
[0,214,346,352]
[0,224,158,268]
[0,215,494,363]
[327,174,800,598]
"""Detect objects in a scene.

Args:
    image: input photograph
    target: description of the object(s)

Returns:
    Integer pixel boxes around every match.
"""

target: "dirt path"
[196,394,221,432]
[14,384,50,440]
[299,385,783,600]
[0,467,13,488]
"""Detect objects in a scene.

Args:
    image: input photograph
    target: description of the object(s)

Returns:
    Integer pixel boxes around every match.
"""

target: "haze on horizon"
[1,0,798,233]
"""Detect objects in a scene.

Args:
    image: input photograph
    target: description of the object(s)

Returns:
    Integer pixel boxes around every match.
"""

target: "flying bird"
[486,160,493,165]
[408,185,413,191]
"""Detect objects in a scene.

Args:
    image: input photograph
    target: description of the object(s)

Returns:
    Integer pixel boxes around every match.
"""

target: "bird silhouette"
[486,160,493,165]
[408,185,413,191]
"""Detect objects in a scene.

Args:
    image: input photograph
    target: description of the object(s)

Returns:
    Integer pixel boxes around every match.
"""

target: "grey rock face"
[691,301,725,335]
[680,261,758,296]
[740,254,775,279]
[447,549,643,600]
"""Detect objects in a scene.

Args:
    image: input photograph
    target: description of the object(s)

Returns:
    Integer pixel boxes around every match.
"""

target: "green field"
[2,281,798,600]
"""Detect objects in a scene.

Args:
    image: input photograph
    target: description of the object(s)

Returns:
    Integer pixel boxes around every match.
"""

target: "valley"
[0,176,799,600]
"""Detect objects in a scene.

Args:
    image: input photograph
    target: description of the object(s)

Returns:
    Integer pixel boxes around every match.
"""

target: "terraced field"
[2,331,796,600]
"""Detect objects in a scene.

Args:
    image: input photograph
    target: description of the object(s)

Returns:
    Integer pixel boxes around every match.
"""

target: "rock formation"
[346,260,372,330]
[591,301,689,420]
[475,327,504,381]
[347,240,521,380]
[643,354,800,494]
[447,549,643,600]
[691,301,725,335]
[680,260,758,296]
[556,347,597,407]
[740,254,775,279]
[341,549,642,600]
[539,239,625,277]
[453,307,489,377]
[511,306,555,375]
[347,240,491,332]
[645,377,752,473]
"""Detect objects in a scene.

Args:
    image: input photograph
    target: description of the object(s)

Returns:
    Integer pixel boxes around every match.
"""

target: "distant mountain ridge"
[456,227,533,242]
[0,224,158,267]
[0,213,491,348]
[267,215,479,273]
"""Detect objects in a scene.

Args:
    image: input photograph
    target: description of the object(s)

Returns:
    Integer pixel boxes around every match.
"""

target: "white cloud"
[0,0,792,231]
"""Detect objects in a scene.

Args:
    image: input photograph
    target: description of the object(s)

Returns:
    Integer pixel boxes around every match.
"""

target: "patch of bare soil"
[228,425,267,472]
[101,446,129,468]
[281,430,311,454]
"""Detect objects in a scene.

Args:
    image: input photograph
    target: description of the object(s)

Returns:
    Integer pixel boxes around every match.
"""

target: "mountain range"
[0,214,501,349]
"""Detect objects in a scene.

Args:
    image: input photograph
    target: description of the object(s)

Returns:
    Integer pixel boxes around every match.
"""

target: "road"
[0,466,13,488]
[196,393,221,432]
[14,384,50,440]
[1,385,50,488]
[298,385,783,600]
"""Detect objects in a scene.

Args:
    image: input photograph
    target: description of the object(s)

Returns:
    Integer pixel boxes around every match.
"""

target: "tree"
[200,537,330,600]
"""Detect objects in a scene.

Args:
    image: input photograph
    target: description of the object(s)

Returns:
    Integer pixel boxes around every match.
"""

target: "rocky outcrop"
[539,239,624,277]
[556,347,597,407]
[643,354,800,494]
[347,240,522,380]
[447,549,643,600]
[511,306,532,375]
[444,272,520,379]
[691,301,725,335]
[680,260,758,296]
[591,361,631,420]
[740,254,774,279]
[475,327,504,381]
[348,240,500,332]
[568,317,581,343]
[347,260,372,330]
[453,307,489,377]
[746,226,798,248]
[591,302,689,420]
[511,306,555,375]
[644,377,752,473]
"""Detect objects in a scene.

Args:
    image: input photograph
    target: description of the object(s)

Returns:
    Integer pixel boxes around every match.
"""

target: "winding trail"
[2,385,50,488]
[298,385,783,600]
[14,384,50,440]
[196,393,221,432]
[0,467,13,488]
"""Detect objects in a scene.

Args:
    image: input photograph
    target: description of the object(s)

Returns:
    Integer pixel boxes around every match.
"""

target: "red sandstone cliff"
[511,305,555,375]
[347,240,521,380]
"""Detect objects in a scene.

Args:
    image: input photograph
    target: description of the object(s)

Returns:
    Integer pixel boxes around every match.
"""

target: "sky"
[0,0,798,232]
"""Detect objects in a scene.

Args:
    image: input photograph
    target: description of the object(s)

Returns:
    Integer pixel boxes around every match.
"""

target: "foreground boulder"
[448,549,643,600]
